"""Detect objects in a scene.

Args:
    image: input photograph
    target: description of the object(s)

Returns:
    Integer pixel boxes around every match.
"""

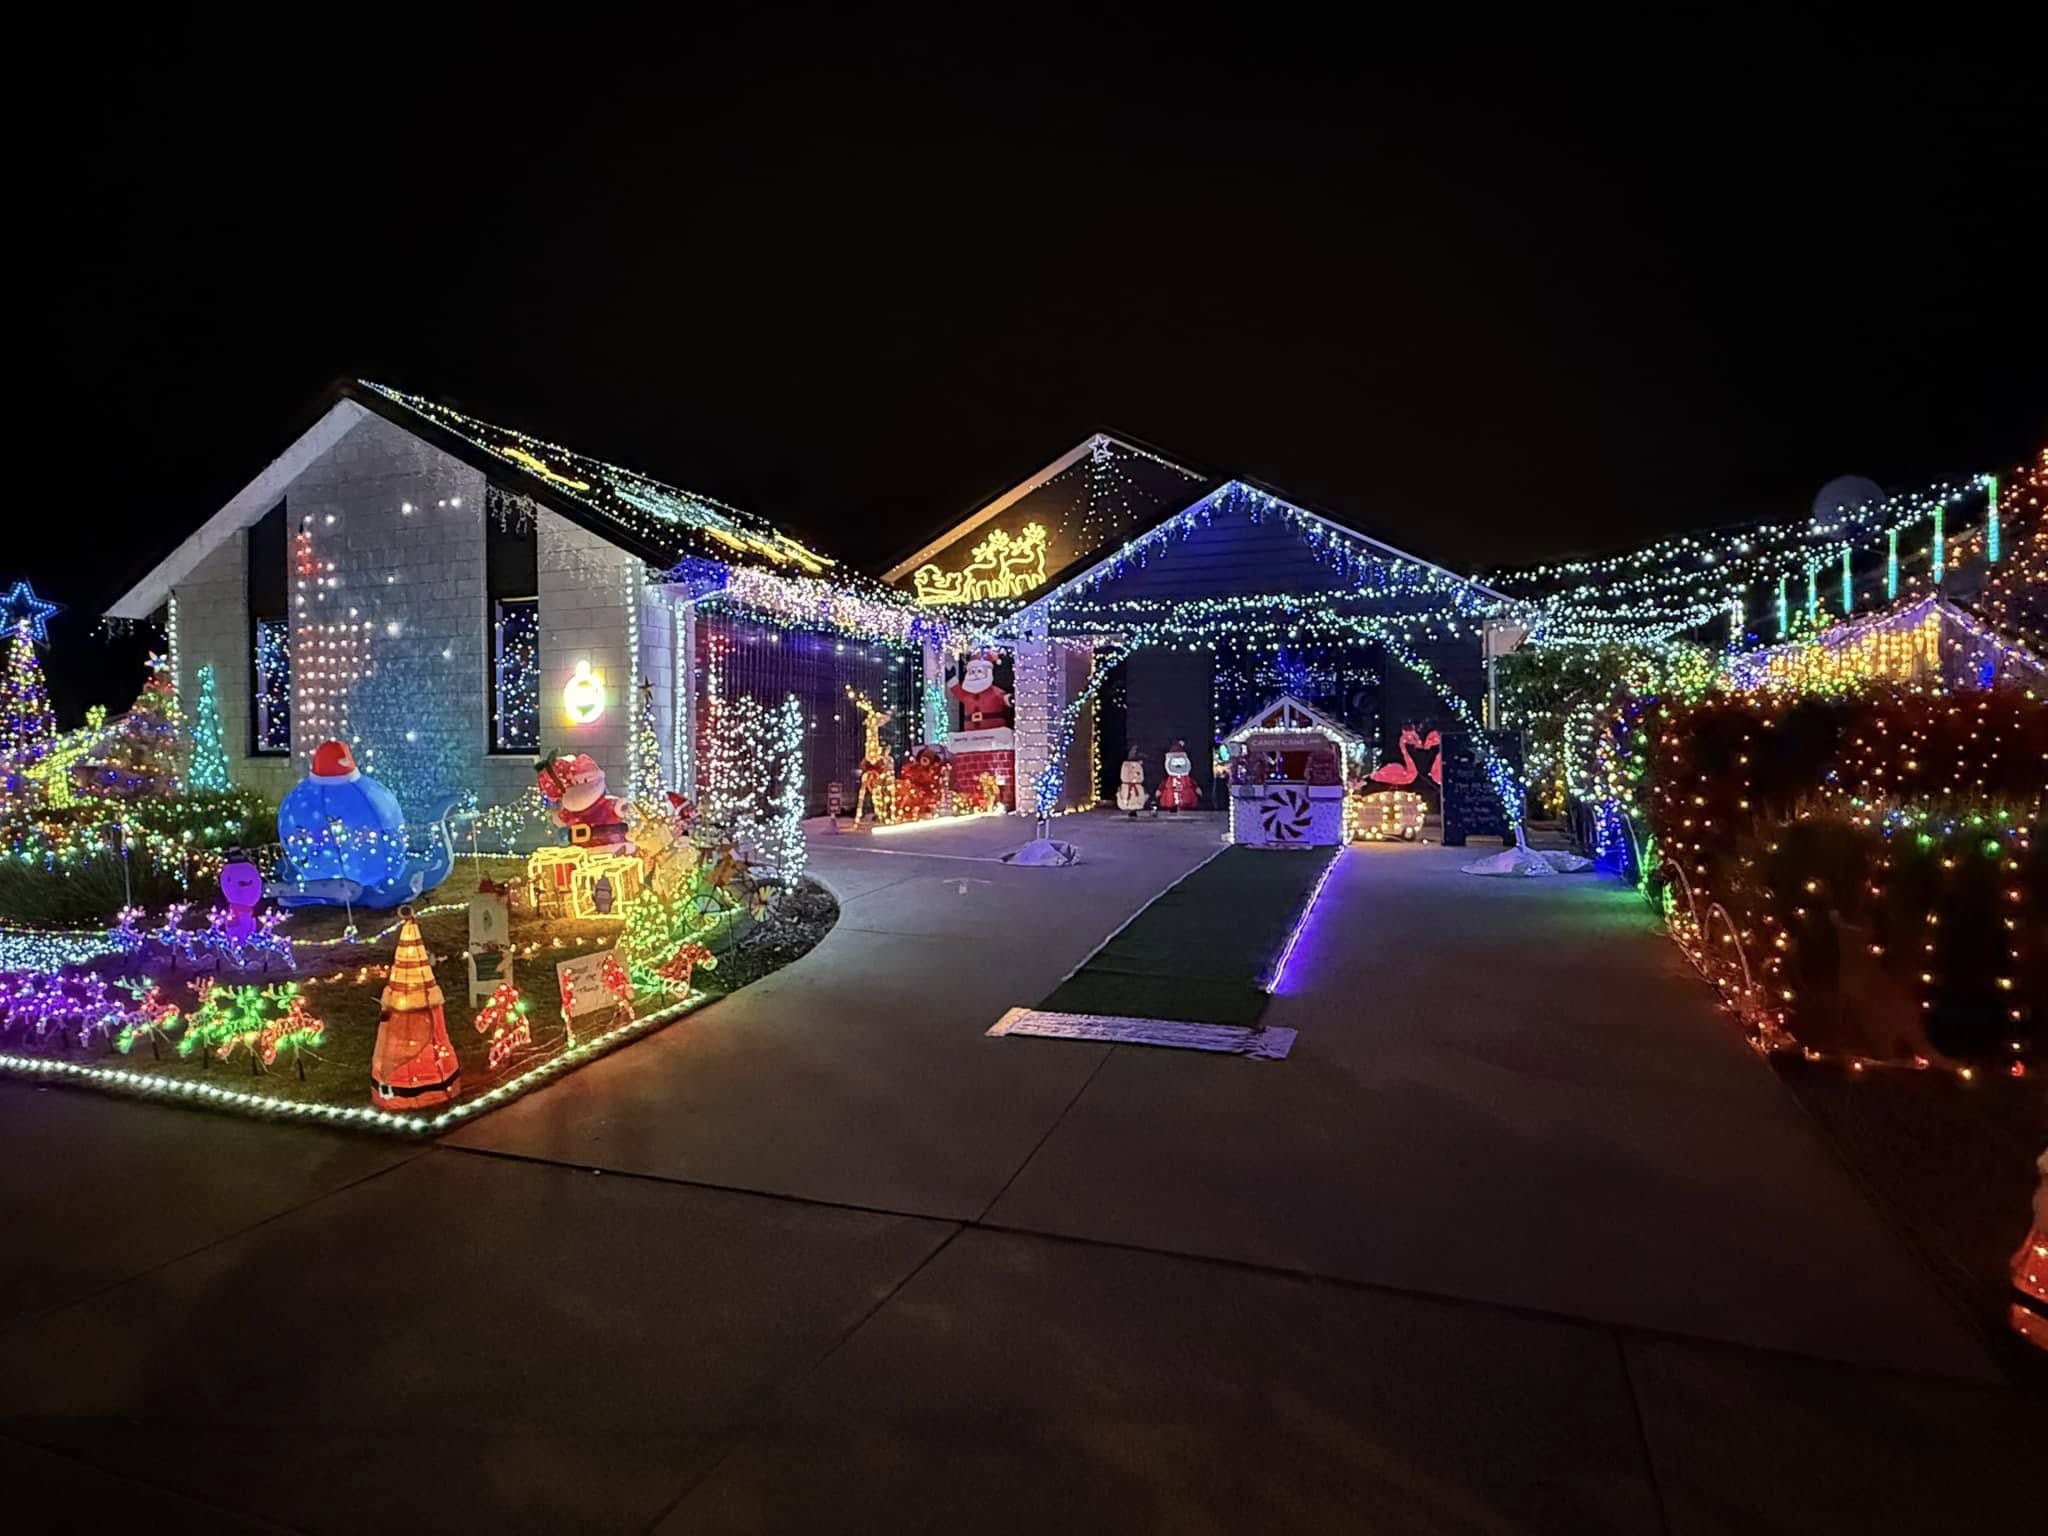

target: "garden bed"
[0,859,838,1133]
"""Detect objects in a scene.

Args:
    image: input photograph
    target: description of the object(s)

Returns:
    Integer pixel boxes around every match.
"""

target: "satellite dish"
[1811,475,1885,526]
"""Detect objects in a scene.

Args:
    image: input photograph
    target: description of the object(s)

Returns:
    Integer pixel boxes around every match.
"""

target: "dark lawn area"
[1037,844,1336,1027]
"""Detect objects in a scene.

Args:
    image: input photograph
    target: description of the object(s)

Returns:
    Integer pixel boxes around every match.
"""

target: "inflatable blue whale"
[269,740,457,910]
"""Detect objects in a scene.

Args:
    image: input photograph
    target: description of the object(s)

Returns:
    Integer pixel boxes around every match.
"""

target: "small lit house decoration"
[370,908,461,1110]
[1223,696,1360,848]
[912,521,1049,605]
[527,845,644,920]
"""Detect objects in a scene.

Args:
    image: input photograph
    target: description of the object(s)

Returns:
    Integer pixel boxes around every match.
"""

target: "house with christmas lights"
[108,383,1528,843]
[879,433,1525,842]
[106,381,968,835]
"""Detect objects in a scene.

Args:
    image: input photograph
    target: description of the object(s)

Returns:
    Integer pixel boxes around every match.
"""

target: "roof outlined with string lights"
[108,380,884,622]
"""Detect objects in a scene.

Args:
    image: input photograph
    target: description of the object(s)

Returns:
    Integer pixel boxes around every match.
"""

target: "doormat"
[988,1007,1296,1059]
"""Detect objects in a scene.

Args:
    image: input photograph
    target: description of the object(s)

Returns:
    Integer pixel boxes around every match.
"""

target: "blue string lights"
[0,582,59,645]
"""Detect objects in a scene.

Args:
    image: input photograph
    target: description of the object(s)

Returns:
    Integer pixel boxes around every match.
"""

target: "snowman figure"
[1157,740,1198,814]
[950,652,1011,730]
[1116,747,1150,818]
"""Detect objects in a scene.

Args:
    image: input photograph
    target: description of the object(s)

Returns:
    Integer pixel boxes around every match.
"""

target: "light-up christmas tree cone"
[187,662,231,792]
[370,907,461,1110]
[0,619,57,767]
[0,619,58,818]
[630,678,664,803]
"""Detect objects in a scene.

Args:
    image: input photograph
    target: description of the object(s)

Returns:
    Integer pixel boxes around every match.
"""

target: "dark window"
[248,504,290,754]
[487,502,540,753]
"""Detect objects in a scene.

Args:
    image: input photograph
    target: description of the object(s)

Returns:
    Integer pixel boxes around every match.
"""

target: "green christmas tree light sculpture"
[188,662,231,792]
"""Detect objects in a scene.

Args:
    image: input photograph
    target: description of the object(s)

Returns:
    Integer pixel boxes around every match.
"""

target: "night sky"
[22,38,2043,722]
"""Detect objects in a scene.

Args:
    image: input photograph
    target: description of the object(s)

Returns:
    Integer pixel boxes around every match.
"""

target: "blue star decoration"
[0,581,59,643]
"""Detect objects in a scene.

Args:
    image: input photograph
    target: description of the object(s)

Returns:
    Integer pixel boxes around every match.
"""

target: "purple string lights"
[1260,847,1345,995]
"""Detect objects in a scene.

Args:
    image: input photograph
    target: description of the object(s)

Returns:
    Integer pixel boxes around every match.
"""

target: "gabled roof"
[110,380,847,620]
[886,430,1512,621]
[358,383,840,577]
[880,432,1211,584]
[1223,694,1363,745]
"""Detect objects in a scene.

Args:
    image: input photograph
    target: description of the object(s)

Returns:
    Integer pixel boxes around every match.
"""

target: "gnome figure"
[949,652,1011,730]
[370,907,461,1110]
[1158,741,1199,813]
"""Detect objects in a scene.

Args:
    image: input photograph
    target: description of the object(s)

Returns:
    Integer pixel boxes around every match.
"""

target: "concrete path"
[1,813,2036,1532]
[988,840,1996,1376]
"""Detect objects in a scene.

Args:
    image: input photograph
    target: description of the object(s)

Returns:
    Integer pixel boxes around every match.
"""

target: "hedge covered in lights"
[1631,688,2044,1069]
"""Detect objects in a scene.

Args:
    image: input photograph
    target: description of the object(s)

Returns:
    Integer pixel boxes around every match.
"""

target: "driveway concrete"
[1,812,2035,1530]
[440,813,1224,1217]
[987,840,1995,1378]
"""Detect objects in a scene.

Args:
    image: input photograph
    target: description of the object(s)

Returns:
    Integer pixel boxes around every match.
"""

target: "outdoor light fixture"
[562,660,607,725]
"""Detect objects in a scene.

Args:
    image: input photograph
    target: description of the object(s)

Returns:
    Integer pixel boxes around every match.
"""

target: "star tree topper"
[0,581,59,644]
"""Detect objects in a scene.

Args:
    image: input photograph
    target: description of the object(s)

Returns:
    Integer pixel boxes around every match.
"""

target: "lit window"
[253,618,292,754]
[492,598,540,751]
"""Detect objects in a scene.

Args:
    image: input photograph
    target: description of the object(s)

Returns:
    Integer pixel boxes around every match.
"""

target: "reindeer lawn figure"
[846,687,897,824]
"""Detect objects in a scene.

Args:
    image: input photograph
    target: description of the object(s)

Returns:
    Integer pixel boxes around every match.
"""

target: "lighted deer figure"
[846,687,897,824]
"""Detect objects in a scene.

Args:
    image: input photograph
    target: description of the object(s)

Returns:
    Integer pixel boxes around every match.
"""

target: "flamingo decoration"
[1370,727,1444,787]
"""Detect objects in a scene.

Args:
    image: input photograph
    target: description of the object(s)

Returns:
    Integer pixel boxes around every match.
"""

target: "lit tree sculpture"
[0,619,58,767]
[73,653,185,802]
[630,678,665,804]
[187,662,231,792]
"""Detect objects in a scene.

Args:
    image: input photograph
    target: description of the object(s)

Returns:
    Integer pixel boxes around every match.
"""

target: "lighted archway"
[1026,600,1525,831]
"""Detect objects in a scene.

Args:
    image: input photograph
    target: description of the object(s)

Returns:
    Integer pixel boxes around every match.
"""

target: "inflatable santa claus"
[950,652,1011,730]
